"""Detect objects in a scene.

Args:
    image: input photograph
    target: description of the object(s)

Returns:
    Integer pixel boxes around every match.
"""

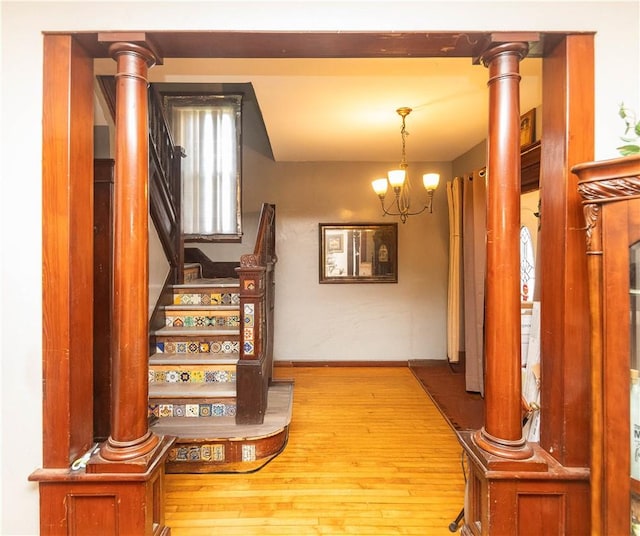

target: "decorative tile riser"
[165,311,240,328]
[156,338,240,355]
[149,400,236,418]
[148,366,236,384]
[173,292,239,306]
[163,428,289,473]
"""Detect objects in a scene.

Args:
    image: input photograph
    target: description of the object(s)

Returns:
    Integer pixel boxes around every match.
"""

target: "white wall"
[1,1,638,533]
[242,150,451,361]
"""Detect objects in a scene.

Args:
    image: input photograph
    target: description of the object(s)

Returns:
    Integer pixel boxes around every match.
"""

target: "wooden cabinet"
[574,154,640,535]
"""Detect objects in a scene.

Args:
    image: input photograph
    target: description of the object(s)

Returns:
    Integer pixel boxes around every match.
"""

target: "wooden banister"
[97,77,185,284]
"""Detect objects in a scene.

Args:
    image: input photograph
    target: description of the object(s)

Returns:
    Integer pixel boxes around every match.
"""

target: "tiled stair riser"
[173,291,240,306]
[165,310,240,329]
[166,441,258,464]
[148,365,236,384]
[148,399,236,418]
[155,338,240,355]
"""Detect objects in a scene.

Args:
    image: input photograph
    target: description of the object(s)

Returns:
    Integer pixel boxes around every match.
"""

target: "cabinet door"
[602,197,640,535]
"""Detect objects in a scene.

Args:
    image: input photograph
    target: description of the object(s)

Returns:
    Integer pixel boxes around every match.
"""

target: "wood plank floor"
[164,366,466,535]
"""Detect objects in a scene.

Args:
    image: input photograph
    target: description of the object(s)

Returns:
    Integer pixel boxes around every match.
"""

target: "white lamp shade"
[388,169,406,188]
[371,178,389,196]
[422,172,440,191]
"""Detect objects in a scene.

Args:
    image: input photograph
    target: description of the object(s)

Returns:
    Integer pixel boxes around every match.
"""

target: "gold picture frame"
[520,108,536,147]
[319,223,398,284]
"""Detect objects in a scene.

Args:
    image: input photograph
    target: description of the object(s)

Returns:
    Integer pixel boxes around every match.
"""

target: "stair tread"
[149,353,239,365]
[154,326,240,337]
[164,304,239,311]
[151,382,294,440]
[149,382,236,398]
[173,278,239,289]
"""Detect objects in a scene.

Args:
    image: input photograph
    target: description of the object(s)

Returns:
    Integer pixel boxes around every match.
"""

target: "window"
[520,225,535,302]
[165,94,242,240]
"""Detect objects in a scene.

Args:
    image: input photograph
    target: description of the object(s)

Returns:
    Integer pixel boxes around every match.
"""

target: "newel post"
[236,254,268,424]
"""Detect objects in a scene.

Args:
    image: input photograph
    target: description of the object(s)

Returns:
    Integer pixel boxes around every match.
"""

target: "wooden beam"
[41,33,94,468]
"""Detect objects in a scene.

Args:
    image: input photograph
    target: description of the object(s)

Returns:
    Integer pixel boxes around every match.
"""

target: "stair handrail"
[148,85,185,283]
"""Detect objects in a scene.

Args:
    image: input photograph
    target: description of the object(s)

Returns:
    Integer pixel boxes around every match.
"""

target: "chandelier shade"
[371,107,440,223]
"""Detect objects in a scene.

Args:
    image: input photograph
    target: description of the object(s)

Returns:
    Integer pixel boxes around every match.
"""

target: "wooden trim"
[93,159,115,442]
[42,34,95,468]
[275,360,409,367]
[521,140,541,192]
[539,34,593,467]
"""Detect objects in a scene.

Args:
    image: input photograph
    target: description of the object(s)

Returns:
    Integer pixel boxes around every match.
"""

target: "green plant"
[618,103,640,156]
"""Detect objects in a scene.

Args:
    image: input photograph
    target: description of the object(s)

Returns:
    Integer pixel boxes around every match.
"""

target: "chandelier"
[371,107,440,224]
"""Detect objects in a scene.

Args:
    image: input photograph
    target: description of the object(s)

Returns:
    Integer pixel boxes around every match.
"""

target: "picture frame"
[319,223,398,284]
[520,108,536,147]
[327,234,344,253]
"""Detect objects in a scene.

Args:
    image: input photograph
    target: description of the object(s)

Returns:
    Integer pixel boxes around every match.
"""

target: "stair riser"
[164,428,289,473]
[149,400,236,418]
[173,292,239,306]
[156,338,240,355]
[149,366,236,384]
[165,311,240,329]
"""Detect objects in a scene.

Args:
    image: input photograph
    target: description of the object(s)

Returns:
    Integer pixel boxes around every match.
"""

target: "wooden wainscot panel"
[459,431,590,535]
[30,436,174,536]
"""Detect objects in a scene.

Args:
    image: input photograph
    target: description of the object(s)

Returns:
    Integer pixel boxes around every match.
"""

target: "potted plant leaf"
[617,103,640,156]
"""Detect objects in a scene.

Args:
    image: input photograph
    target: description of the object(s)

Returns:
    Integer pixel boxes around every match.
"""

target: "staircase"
[148,263,292,473]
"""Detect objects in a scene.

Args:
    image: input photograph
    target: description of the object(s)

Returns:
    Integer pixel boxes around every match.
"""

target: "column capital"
[479,41,529,68]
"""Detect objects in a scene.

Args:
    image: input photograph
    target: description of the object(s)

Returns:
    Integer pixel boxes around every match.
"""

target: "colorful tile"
[242,444,256,462]
[186,404,199,417]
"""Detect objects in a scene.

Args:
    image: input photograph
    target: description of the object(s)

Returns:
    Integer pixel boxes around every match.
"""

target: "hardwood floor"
[164,366,466,535]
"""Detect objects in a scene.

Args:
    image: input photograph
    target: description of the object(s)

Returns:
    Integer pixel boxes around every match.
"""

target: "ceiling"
[92,32,543,164]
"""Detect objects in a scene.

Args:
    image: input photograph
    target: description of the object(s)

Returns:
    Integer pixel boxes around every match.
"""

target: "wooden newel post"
[473,42,533,460]
[100,41,159,462]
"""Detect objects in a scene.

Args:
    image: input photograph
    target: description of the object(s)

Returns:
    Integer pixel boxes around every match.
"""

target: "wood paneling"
[164,367,466,535]
[93,159,114,442]
[41,33,95,468]
[539,34,593,467]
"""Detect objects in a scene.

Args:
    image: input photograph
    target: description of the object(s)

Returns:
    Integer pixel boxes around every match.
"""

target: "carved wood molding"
[583,203,602,255]
[577,175,640,204]
[240,253,261,268]
[574,154,640,204]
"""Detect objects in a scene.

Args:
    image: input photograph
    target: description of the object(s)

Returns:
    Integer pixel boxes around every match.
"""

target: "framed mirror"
[319,223,398,283]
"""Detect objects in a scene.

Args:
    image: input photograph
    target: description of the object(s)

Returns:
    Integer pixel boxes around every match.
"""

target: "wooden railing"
[236,203,277,424]
[96,76,184,283]
[148,85,184,283]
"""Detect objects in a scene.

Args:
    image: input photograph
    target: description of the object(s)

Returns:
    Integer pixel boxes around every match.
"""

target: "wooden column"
[473,42,533,460]
[99,41,159,462]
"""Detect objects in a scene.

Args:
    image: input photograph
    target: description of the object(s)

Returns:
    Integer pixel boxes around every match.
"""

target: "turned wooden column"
[101,42,160,461]
[473,42,533,459]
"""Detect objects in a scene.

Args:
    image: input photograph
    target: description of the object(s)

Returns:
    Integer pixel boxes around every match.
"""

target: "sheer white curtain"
[170,101,240,237]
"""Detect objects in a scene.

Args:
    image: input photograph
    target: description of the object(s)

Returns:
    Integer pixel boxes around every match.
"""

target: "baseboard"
[275,360,409,367]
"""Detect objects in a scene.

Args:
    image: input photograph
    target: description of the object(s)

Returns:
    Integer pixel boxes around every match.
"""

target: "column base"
[86,433,170,474]
[473,427,534,461]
